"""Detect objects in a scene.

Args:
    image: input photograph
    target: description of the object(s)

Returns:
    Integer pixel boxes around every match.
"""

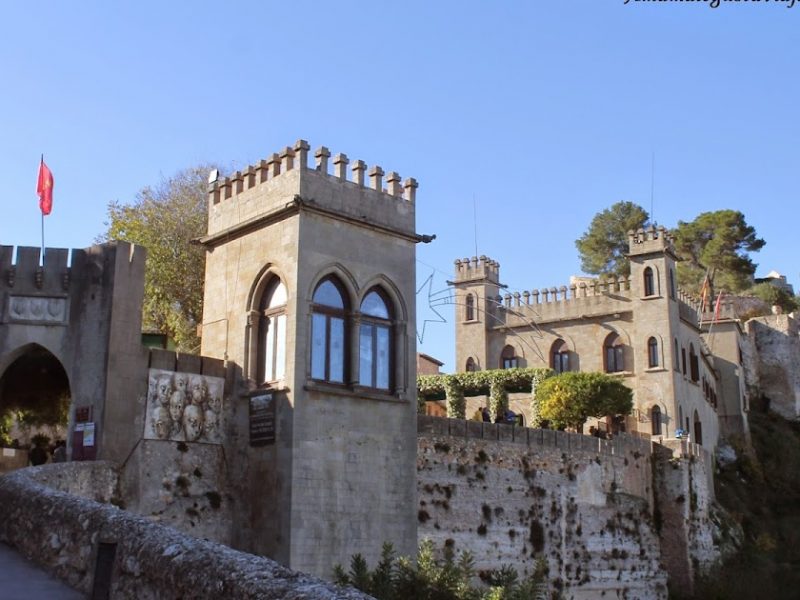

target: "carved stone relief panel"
[144,368,225,444]
[6,295,68,324]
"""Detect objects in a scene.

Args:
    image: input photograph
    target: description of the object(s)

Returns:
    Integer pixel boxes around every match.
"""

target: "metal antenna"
[650,152,656,225]
[473,193,478,258]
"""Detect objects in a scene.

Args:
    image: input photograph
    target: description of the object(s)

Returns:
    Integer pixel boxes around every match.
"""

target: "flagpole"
[40,154,45,266]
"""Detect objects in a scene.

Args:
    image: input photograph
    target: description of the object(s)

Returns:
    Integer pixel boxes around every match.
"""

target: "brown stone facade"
[452,227,750,449]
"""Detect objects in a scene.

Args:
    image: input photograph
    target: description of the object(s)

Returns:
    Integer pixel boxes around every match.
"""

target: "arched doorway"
[0,345,71,454]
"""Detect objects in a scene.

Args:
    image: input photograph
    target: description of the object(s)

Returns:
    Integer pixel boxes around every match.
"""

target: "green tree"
[575,201,650,277]
[99,165,217,351]
[749,283,799,314]
[673,210,765,294]
[536,372,632,432]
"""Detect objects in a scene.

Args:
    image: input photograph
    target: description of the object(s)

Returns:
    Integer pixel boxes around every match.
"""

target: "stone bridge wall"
[0,462,372,600]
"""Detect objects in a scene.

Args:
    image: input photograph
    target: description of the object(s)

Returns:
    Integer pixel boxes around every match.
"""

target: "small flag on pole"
[37,158,54,216]
[699,274,710,312]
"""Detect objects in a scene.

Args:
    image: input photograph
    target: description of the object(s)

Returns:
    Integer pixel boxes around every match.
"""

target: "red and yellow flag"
[699,275,710,312]
[37,158,54,216]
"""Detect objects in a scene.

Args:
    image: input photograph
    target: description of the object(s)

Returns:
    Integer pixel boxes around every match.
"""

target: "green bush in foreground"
[334,540,547,600]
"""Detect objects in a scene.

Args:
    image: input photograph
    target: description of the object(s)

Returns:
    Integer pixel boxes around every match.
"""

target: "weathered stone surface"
[417,423,668,599]
[745,314,800,420]
[0,463,373,599]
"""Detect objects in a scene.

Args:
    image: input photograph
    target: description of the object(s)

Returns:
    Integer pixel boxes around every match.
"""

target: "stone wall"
[745,314,800,420]
[652,441,724,597]
[0,463,372,600]
[119,348,232,545]
[416,416,667,600]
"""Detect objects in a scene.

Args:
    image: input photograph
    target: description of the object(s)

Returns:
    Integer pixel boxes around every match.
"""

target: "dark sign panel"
[250,393,276,446]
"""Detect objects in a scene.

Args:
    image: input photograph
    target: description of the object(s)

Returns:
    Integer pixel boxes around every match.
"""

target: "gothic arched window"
[359,289,393,390]
[465,357,476,372]
[501,345,518,369]
[651,405,662,436]
[465,293,475,321]
[604,333,625,373]
[257,278,287,384]
[644,267,655,296]
[551,339,570,374]
[647,337,659,368]
[311,277,348,383]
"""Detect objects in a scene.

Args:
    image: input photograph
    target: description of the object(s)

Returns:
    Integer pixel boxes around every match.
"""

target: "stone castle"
[451,227,750,448]
[0,139,797,598]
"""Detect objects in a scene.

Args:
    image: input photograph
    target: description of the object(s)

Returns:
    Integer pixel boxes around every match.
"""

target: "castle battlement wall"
[0,246,81,297]
[628,225,675,256]
[453,256,500,283]
[206,139,418,240]
[497,276,633,325]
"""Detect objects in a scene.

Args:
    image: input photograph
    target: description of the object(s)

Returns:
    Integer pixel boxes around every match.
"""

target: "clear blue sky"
[2,1,797,371]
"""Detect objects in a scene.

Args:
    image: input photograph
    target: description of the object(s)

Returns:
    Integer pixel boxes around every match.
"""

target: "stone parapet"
[0,244,146,298]
[497,276,633,326]
[417,415,652,464]
[628,225,675,257]
[206,139,418,240]
[0,462,371,600]
[453,256,500,284]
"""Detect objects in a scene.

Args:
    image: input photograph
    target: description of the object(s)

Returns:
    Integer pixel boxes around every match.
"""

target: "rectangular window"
[376,326,390,389]
[264,317,275,381]
[274,314,286,380]
[311,313,326,380]
[330,317,345,383]
[359,325,374,387]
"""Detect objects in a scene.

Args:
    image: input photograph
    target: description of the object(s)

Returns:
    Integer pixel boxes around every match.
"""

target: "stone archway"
[0,344,71,451]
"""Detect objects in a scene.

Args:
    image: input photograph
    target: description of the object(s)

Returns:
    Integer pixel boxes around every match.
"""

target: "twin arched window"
[359,290,392,389]
[311,278,348,383]
[311,277,395,390]
[257,278,287,384]
[551,339,570,374]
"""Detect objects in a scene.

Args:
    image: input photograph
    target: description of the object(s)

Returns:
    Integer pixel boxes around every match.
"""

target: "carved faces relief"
[169,390,185,424]
[183,404,204,441]
[191,379,207,406]
[156,376,172,406]
[151,406,170,439]
[203,410,219,442]
[145,369,225,444]
[208,393,222,414]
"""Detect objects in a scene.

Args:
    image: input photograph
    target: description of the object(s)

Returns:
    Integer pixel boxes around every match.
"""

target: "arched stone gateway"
[0,242,147,464]
[0,343,71,448]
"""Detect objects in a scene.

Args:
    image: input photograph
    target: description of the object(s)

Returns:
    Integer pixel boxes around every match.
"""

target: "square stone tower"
[199,140,420,577]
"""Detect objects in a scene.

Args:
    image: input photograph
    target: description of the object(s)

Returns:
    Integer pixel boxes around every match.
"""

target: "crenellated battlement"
[204,139,419,240]
[208,139,418,207]
[492,276,633,327]
[453,256,500,284]
[0,246,75,295]
[0,242,146,296]
[628,225,675,257]
[502,275,632,308]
